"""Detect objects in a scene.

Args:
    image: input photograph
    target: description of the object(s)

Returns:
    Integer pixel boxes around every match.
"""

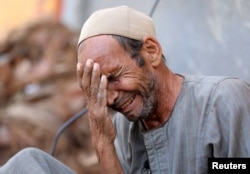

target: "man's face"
[78,35,157,122]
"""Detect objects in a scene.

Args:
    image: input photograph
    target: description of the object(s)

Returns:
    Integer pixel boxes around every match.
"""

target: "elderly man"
[1,6,250,174]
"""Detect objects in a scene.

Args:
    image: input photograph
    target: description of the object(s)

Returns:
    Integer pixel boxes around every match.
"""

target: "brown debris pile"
[0,21,98,174]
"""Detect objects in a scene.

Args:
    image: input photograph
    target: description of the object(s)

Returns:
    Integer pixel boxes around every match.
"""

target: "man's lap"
[0,147,76,174]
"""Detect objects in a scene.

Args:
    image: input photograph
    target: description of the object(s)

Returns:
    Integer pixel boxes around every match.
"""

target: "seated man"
[1,6,250,174]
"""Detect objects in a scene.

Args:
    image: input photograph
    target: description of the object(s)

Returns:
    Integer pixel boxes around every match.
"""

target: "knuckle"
[81,81,88,89]
[90,87,98,94]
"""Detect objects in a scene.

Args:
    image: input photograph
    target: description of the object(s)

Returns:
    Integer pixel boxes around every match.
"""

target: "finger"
[97,75,107,107]
[76,62,83,88]
[90,63,101,98]
[82,59,93,93]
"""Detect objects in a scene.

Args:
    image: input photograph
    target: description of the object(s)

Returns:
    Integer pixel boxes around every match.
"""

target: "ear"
[141,36,162,67]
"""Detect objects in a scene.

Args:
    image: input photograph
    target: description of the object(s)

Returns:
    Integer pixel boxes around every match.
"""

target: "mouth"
[116,94,136,112]
[121,97,134,109]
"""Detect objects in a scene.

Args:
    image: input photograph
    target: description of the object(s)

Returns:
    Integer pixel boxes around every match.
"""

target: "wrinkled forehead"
[77,35,126,65]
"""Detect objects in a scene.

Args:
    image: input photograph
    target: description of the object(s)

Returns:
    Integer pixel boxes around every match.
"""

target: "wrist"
[95,139,115,154]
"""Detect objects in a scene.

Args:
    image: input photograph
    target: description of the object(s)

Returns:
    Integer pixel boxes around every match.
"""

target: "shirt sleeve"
[197,78,250,173]
[203,78,250,157]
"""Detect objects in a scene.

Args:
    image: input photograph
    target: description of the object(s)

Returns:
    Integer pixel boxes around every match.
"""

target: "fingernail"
[77,62,82,70]
[101,74,107,80]
[86,59,93,67]
[93,63,99,71]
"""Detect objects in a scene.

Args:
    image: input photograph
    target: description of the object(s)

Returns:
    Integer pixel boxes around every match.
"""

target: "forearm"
[95,142,124,174]
[77,61,124,173]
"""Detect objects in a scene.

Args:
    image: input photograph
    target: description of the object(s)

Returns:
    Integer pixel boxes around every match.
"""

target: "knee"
[0,147,47,172]
[15,147,46,160]
[18,147,42,154]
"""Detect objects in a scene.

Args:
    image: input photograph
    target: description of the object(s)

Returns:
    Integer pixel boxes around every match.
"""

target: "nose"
[107,89,119,106]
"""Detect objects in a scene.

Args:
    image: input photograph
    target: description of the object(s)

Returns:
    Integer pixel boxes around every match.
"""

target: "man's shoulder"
[182,74,238,85]
[180,74,249,92]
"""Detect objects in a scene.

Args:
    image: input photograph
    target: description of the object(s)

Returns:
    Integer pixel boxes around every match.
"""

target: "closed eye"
[107,68,122,82]
[107,75,115,81]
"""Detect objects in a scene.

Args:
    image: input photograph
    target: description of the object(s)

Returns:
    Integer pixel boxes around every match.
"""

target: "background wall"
[0,0,61,41]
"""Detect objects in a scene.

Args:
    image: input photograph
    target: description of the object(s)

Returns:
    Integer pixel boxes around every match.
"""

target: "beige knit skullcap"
[78,6,156,46]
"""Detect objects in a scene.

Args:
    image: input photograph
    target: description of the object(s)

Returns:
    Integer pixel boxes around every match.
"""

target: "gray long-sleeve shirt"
[113,75,250,174]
